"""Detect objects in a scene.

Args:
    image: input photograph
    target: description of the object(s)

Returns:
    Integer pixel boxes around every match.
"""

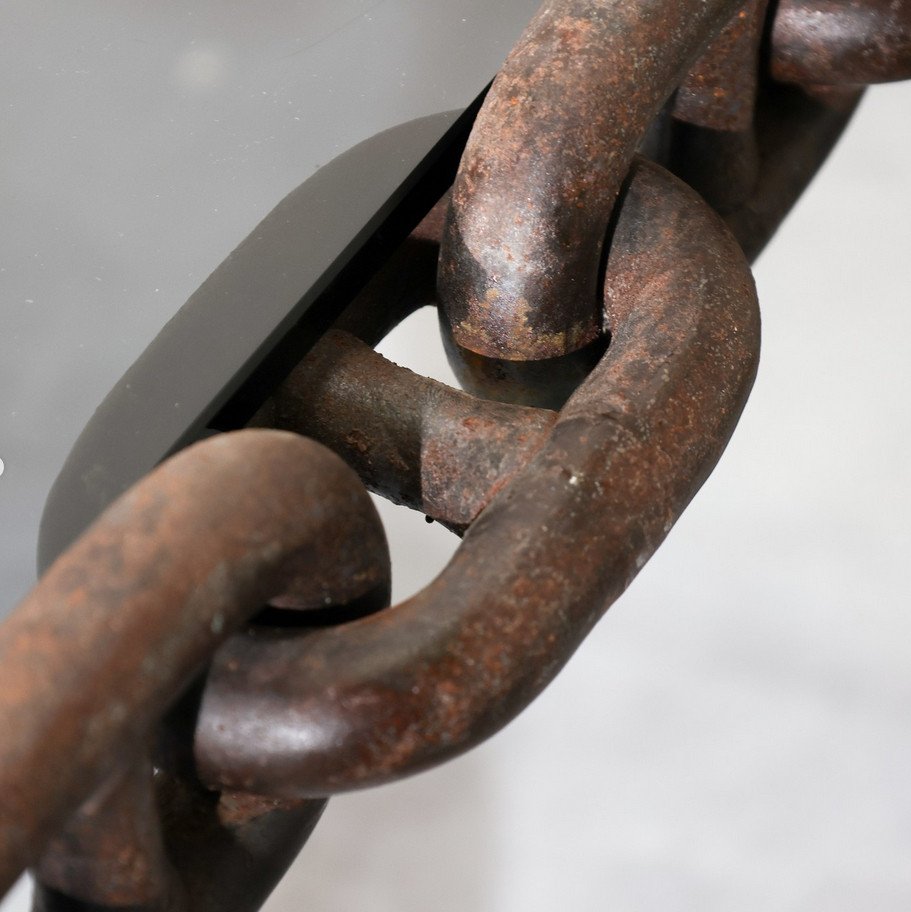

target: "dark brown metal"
[0,430,389,895]
[32,768,327,912]
[666,124,762,214]
[674,0,770,132]
[151,775,326,912]
[332,194,449,348]
[34,761,177,910]
[10,0,908,901]
[723,81,864,261]
[771,0,911,86]
[668,0,769,213]
[193,159,760,799]
[257,328,557,531]
[438,0,746,403]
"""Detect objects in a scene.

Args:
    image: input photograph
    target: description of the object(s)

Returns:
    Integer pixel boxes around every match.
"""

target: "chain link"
[2,0,910,908]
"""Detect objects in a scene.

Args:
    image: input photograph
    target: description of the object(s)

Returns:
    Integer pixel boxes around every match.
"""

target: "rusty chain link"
[2,0,910,908]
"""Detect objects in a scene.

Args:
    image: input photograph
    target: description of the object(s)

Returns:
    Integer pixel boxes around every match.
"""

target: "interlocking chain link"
[1,0,909,908]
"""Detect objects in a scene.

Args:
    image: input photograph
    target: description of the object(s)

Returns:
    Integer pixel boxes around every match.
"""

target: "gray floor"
[2,69,910,912]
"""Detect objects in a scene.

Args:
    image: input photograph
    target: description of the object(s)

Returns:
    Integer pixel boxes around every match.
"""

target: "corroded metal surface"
[772,0,911,85]
[258,328,557,531]
[0,431,389,894]
[34,761,174,909]
[33,765,327,912]
[193,160,760,798]
[150,776,325,912]
[438,0,744,374]
[668,0,769,213]
[673,0,769,132]
[3,0,910,907]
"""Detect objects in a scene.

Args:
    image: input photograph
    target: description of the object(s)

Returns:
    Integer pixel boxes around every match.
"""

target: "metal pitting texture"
[1,0,910,908]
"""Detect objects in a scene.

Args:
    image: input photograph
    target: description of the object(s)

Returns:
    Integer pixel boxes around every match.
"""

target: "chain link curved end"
[0,430,389,903]
[437,0,746,406]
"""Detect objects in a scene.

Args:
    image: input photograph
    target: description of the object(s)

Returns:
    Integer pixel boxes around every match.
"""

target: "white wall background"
[2,64,910,912]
